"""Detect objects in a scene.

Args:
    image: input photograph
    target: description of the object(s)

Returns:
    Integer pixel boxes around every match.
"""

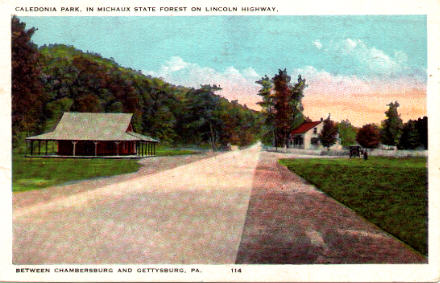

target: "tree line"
[312,103,427,150]
[355,102,427,150]
[11,16,264,150]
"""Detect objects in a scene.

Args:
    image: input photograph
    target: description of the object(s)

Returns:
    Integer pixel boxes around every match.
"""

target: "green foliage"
[44,97,73,131]
[257,69,306,147]
[356,124,380,148]
[338,119,357,147]
[279,157,428,256]
[399,120,421,149]
[12,17,263,149]
[12,16,47,145]
[397,116,428,150]
[319,118,338,149]
[381,101,403,146]
[256,75,275,145]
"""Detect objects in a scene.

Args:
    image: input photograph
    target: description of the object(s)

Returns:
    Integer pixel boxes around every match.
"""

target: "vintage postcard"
[1,0,439,281]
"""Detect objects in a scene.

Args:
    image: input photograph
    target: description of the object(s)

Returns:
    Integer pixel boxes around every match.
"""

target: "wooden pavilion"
[25,112,159,158]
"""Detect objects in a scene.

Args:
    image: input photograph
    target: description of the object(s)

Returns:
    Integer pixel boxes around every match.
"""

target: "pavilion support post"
[147,142,150,156]
[94,142,98,156]
[45,141,48,155]
[142,142,145,156]
[30,141,33,155]
[72,141,77,156]
[115,141,120,156]
[38,140,41,155]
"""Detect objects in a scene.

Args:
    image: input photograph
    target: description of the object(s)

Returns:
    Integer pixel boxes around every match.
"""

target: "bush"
[356,124,380,149]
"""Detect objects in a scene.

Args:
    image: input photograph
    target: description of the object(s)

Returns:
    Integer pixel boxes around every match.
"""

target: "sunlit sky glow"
[22,16,427,126]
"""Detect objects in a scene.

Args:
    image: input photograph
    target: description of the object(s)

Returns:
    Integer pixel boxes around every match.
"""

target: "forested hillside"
[12,17,263,149]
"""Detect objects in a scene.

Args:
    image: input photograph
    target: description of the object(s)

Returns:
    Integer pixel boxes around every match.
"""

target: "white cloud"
[292,66,372,96]
[313,40,323,50]
[333,38,409,76]
[291,65,425,97]
[143,57,261,106]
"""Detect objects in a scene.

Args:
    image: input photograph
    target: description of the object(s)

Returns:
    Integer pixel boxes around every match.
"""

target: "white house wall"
[303,122,324,149]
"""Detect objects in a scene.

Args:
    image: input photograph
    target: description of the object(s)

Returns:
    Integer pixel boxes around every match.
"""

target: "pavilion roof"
[26,112,158,142]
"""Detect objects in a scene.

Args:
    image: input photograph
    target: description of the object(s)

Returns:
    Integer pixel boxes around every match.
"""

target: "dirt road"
[13,144,425,264]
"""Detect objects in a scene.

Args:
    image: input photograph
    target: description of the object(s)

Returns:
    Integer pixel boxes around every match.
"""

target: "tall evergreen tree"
[272,69,306,147]
[11,16,46,147]
[380,101,403,146]
[256,75,275,145]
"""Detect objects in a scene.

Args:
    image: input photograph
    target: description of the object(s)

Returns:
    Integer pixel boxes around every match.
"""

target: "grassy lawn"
[279,157,428,256]
[13,155,142,192]
[155,146,200,156]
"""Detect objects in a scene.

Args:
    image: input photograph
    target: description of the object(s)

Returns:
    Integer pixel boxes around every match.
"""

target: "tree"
[256,75,275,145]
[356,124,380,149]
[319,117,338,150]
[380,101,403,146]
[415,116,428,149]
[11,16,46,147]
[181,85,223,149]
[398,120,420,149]
[271,69,306,147]
[338,119,357,147]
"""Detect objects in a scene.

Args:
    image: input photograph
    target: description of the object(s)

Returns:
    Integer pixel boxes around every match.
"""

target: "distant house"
[289,119,341,150]
[26,112,158,158]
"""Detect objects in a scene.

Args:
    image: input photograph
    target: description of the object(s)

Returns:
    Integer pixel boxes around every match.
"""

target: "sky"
[21,16,427,126]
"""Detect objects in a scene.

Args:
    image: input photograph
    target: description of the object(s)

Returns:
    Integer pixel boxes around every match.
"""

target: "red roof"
[291,121,322,134]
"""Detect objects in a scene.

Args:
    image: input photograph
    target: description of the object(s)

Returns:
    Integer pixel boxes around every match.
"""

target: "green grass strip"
[13,155,141,192]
